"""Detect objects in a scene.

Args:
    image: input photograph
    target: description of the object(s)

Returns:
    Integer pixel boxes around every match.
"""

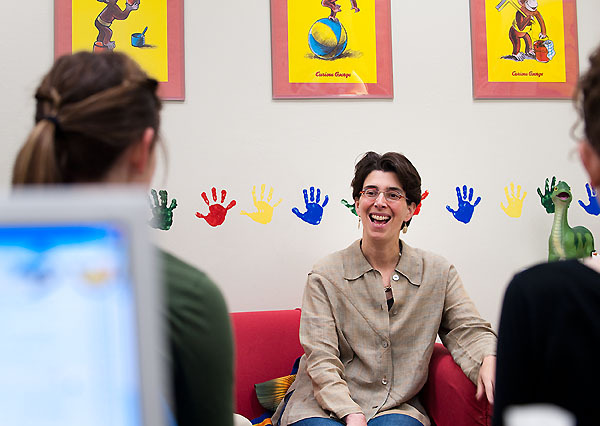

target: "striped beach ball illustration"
[308,18,348,59]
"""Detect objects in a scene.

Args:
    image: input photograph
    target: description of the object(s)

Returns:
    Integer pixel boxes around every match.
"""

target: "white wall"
[2,1,600,329]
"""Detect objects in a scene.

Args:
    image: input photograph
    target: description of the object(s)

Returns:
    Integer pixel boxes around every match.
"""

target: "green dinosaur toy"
[548,181,595,261]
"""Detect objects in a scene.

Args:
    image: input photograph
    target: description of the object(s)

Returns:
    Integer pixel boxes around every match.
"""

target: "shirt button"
[382,340,389,348]
[392,274,399,281]
[382,377,388,385]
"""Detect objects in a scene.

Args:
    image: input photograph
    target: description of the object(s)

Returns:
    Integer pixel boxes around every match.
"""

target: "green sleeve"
[162,251,234,426]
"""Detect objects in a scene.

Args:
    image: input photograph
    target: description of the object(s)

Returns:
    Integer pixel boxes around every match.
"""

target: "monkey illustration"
[322,0,359,22]
[506,0,547,61]
[94,0,140,51]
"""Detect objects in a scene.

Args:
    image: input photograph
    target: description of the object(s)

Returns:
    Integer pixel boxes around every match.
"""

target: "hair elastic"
[41,116,63,135]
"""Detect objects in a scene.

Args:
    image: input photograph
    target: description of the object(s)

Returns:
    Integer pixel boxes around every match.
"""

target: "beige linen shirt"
[272,239,496,426]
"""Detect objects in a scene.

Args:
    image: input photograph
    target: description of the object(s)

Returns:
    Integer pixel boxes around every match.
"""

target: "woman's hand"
[476,355,496,404]
[344,413,367,426]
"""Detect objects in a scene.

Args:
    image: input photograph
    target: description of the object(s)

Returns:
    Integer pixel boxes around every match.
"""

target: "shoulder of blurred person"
[494,259,600,426]
[160,249,234,426]
[500,258,600,331]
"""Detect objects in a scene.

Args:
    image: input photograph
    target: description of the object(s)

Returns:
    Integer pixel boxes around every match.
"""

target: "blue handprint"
[578,183,600,216]
[292,187,329,225]
[446,185,481,224]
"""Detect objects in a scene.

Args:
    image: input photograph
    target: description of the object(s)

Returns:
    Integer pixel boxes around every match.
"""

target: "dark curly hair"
[575,45,600,154]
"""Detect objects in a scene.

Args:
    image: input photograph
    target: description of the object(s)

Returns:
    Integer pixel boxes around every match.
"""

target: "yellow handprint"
[240,184,282,224]
[501,183,527,218]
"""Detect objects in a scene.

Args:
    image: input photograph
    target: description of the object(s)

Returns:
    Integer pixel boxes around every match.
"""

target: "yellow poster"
[271,0,392,98]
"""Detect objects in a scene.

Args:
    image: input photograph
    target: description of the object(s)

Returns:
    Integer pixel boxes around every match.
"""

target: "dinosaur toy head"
[547,179,595,261]
[551,181,572,207]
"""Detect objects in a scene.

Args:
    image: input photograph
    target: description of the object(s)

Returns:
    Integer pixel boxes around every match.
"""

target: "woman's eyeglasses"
[360,188,406,202]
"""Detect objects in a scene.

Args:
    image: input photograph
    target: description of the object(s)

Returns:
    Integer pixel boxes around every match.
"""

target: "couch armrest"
[422,344,492,426]
[231,309,304,420]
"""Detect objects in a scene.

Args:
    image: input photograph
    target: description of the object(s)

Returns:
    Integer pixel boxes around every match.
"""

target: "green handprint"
[501,183,527,218]
[149,189,177,230]
[341,199,358,216]
[537,176,556,214]
[240,184,282,224]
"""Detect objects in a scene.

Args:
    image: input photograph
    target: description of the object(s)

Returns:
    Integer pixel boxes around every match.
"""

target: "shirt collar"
[342,239,423,286]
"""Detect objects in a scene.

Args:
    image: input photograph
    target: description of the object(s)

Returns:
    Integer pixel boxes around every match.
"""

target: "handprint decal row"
[150,180,598,230]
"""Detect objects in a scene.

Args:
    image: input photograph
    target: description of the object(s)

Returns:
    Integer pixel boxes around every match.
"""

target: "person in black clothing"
[493,44,600,426]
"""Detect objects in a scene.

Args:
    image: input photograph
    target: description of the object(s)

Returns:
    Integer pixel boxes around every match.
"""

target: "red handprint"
[195,188,236,227]
[413,190,429,216]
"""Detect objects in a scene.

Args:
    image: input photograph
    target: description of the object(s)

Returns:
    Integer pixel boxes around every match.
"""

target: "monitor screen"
[0,222,143,426]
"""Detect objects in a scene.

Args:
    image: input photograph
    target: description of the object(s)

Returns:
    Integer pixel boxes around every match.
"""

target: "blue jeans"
[290,414,423,426]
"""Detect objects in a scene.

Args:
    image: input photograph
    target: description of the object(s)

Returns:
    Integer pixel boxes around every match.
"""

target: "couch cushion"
[422,344,492,426]
[231,309,304,419]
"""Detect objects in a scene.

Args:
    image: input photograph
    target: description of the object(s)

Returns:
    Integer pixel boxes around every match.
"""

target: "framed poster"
[271,0,393,99]
[470,0,578,99]
[54,0,185,100]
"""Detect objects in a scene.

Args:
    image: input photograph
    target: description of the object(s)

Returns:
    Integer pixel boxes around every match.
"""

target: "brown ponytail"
[12,51,161,185]
[12,119,62,184]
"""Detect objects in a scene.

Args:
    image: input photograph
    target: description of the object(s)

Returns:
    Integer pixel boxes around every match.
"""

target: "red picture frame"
[470,0,578,99]
[54,0,185,100]
[271,0,393,99]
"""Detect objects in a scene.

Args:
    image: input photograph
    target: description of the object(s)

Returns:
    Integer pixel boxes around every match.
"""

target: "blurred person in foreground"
[12,51,234,426]
[493,45,600,426]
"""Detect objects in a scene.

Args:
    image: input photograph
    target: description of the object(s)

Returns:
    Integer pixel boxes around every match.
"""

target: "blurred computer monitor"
[0,188,165,426]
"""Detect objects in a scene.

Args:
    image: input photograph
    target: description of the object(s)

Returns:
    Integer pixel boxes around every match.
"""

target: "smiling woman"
[271,152,497,426]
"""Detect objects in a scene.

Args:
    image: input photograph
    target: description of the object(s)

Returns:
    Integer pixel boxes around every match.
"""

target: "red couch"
[231,309,492,425]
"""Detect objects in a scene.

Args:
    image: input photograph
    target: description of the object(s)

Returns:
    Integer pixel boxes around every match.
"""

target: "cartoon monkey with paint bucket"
[497,0,553,62]
[94,0,140,51]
